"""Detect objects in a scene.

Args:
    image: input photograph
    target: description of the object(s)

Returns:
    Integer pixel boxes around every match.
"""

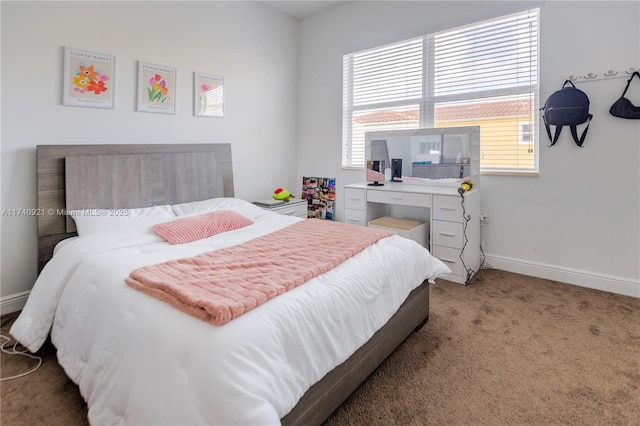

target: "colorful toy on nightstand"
[273,188,293,202]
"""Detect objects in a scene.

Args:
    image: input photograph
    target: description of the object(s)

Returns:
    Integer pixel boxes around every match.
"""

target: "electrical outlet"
[479,213,489,226]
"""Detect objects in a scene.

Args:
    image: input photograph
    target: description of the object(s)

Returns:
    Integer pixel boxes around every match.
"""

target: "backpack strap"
[569,114,593,147]
[619,72,640,97]
[543,113,563,146]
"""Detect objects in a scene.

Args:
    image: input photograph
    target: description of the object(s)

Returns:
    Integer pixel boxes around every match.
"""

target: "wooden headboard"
[36,144,234,272]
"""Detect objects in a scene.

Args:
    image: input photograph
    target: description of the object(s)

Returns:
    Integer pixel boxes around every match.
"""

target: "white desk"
[343,182,480,284]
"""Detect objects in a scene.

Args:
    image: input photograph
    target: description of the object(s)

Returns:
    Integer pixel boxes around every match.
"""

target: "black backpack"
[541,80,592,147]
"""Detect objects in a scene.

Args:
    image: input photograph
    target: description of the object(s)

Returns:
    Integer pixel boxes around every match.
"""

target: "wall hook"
[564,67,639,83]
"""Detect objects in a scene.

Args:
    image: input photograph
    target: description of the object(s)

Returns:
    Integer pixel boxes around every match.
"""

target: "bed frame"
[35,143,429,426]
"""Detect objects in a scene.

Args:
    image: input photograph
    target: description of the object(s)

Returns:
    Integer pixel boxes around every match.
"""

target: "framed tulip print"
[63,47,115,109]
[194,72,224,117]
[137,62,176,114]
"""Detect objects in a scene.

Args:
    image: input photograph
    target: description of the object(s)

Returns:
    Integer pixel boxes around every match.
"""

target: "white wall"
[2,1,638,313]
[0,1,300,310]
[296,1,640,296]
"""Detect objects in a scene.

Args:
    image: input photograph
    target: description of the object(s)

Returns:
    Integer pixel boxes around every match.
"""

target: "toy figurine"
[273,188,293,201]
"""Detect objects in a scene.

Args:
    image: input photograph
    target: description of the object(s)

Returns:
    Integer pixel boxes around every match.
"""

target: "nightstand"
[254,199,308,218]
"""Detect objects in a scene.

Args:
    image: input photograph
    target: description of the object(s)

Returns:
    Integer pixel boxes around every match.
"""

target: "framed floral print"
[137,62,176,114]
[63,47,115,109]
[194,72,224,117]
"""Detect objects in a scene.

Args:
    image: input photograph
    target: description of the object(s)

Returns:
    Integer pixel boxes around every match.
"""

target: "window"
[519,123,534,153]
[342,8,539,174]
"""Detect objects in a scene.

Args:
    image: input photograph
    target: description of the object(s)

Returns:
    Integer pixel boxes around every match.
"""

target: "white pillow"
[171,197,255,216]
[70,205,176,237]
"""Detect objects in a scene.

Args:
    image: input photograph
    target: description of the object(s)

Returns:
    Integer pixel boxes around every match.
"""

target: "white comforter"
[11,202,450,425]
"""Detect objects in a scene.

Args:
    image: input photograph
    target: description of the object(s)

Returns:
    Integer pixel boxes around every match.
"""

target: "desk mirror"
[365,126,480,187]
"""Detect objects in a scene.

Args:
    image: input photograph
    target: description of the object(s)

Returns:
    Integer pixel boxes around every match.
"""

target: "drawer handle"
[348,197,361,201]
[281,210,295,215]
[439,232,456,237]
[390,196,403,200]
[440,207,456,211]
[440,257,457,263]
[346,218,360,222]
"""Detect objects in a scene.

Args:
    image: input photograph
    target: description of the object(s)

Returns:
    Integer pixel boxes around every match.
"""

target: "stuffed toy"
[273,188,292,201]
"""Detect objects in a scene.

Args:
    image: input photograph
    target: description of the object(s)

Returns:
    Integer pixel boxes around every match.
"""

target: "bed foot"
[414,316,429,332]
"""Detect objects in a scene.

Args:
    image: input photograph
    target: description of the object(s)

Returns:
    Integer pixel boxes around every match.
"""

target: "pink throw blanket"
[125,219,394,326]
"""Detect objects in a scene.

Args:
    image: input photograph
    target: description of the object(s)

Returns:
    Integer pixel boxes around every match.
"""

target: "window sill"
[481,170,539,177]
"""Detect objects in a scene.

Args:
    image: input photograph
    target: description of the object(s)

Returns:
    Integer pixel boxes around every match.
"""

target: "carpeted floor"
[1,269,639,425]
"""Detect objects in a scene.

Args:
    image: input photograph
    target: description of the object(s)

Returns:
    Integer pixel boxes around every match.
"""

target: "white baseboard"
[485,254,640,298]
[0,290,30,316]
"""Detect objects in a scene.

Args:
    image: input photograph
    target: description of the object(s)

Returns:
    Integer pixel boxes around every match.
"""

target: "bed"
[11,144,450,425]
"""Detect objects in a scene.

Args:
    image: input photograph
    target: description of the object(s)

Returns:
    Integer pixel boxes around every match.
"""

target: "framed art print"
[63,47,115,109]
[194,72,224,117]
[137,62,176,114]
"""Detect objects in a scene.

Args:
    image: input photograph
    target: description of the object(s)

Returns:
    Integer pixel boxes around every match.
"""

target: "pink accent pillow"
[153,210,254,245]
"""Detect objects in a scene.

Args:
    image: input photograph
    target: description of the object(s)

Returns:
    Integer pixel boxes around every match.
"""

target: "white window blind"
[342,8,539,173]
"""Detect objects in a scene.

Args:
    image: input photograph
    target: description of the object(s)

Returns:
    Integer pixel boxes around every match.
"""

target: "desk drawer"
[432,245,465,278]
[432,220,463,249]
[344,188,366,211]
[432,195,463,222]
[367,190,431,208]
[343,208,366,226]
